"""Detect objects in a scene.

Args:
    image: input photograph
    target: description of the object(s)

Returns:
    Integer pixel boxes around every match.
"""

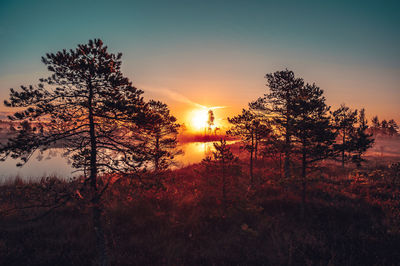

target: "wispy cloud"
[145,87,227,110]
[208,106,227,110]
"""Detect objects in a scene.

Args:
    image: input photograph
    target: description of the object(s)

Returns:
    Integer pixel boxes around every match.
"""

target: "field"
[0,137,399,265]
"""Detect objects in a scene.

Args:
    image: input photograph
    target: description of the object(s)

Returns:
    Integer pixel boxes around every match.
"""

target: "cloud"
[144,87,227,110]
[209,106,227,110]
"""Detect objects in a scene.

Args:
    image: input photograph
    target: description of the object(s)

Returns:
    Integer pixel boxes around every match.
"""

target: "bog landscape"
[0,1,399,266]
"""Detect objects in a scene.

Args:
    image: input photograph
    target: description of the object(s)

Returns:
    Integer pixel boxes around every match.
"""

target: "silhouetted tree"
[381,119,388,128]
[287,83,336,217]
[388,119,399,136]
[0,39,150,266]
[207,109,215,135]
[371,116,380,135]
[247,104,273,161]
[371,116,398,136]
[202,139,241,205]
[143,100,181,172]
[332,104,358,168]
[227,109,270,185]
[332,105,374,168]
[250,98,283,172]
[252,69,304,178]
[350,108,374,167]
[251,71,336,215]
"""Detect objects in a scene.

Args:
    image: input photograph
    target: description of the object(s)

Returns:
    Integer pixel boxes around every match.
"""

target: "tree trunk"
[284,107,291,179]
[301,147,307,219]
[279,153,282,179]
[254,132,258,161]
[250,132,254,186]
[342,130,345,168]
[92,203,109,266]
[284,132,291,178]
[155,134,160,172]
[88,82,109,266]
[88,86,97,190]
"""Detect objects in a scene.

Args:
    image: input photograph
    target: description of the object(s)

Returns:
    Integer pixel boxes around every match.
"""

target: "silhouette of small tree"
[332,105,374,168]
[0,39,150,266]
[227,109,271,185]
[201,139,241,206]
[332,104,359,168]
[381,119,389,134]
[350,108,374,167]
[387,119,399,136]
[371,116,380,135]
[249,99,275,162]
[143,100,181,172]
[207,109,215,135]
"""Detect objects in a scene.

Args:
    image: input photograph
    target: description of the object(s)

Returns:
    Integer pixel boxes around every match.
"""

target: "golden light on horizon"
[189,108,209,131]
[185,105,227,133]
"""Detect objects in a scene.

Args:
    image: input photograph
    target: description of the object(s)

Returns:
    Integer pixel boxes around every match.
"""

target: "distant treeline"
[370,116,399,136]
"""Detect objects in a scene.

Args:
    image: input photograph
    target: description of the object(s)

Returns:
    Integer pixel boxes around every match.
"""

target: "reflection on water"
[0,141,235,181]
[0,148,77,182]
[176,140,238,167]
[176,142,214,166]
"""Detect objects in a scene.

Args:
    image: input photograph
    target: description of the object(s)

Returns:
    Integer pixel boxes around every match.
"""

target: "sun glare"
[189,109,209,130]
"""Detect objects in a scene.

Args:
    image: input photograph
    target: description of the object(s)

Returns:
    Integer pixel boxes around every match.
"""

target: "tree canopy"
[0,39,156,266]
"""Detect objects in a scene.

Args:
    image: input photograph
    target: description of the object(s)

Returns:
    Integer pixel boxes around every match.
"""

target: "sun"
[189,109,209,130]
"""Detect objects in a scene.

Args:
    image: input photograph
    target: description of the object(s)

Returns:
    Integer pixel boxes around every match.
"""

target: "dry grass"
[1,151,400,265]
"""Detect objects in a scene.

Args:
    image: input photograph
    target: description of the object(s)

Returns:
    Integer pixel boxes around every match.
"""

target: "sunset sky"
[0,0,399,130]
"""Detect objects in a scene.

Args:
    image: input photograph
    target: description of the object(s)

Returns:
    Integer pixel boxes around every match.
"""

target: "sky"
[0,0,399,129]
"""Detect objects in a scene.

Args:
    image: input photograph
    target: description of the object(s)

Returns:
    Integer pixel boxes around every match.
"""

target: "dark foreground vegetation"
[1,154,400,266]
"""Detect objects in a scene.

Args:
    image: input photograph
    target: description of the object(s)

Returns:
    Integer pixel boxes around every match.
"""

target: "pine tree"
[381,119,389,135]
[251,71,336,215]
[332,104,358,168]
[252,69,305,178]
[227,109,271,185]
[143,100,181,172]
[201,139,241,205]
[291,83,336,216]
[332,105,374,168]
[371,116,380,135]
[350,108,374,167]
[388,119,399,136]
[248,102,273,161]
[0,39,150,266]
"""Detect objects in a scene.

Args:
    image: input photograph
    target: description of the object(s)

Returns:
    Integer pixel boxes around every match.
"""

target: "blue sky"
[0,0,399,123]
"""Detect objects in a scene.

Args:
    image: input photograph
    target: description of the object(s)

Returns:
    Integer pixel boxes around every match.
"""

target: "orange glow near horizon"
[186,107,224,133]
[189,108,209,131]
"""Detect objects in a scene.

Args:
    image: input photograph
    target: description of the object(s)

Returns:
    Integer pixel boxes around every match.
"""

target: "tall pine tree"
[0,39,151,266]
[252,69,305,178]
[291,83,336,215]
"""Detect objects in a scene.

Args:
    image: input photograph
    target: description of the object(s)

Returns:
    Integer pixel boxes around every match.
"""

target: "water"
[0,141,223,182]
[0,149,76,183]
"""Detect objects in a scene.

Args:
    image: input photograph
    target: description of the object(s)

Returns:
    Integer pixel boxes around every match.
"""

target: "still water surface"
[0,142,218,182]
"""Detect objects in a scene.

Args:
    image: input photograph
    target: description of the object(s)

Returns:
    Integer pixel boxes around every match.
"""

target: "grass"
[0,156,400,265]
